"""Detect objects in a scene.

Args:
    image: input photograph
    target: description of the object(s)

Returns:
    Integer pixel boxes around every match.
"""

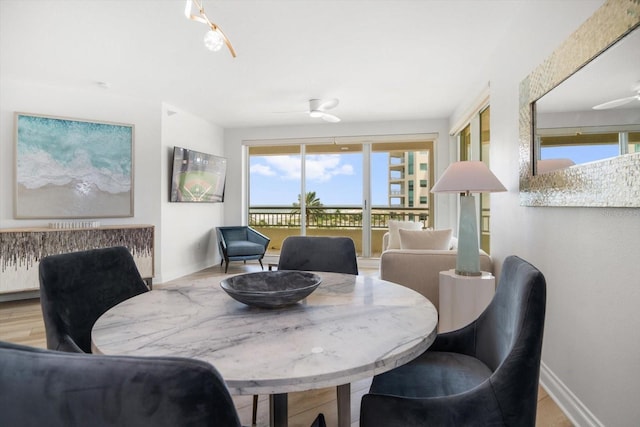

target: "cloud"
[263,156,300,180]
[256,154,354,182]
[249,163,276,176]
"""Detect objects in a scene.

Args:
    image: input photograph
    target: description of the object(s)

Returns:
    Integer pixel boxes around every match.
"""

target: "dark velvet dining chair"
[0,340,327,427]
[360,255,547,426]
[248,235,358,425]
[39,246,149,353]
[0,339,242,427]
[276,235,359,275]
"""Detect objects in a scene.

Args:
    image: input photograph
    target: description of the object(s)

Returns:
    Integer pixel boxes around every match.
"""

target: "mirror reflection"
[534,26,640,174]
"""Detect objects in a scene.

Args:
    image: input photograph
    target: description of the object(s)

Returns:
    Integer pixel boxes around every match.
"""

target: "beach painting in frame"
[14,113,134,218]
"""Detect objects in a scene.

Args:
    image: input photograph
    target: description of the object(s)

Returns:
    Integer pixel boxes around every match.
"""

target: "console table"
[0,225,154,300]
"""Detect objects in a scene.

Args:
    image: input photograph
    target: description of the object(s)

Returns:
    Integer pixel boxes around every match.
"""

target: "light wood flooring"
[0,259,572,427]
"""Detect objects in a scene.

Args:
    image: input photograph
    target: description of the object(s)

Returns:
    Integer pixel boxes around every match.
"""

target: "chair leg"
[252,394,258,426]
[224,261,229,273]
[259,259,264,270]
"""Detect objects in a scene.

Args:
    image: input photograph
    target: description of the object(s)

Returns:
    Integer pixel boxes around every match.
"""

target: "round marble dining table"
[92,271,438,427]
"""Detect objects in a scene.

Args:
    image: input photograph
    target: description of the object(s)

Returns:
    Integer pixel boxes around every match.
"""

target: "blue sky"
[250,153,390,206]
[540,144,619,164]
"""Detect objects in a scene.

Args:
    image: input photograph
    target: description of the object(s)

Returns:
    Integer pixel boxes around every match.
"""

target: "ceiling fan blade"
[592,95,639,110]
[317,98,339,111]
[309,98,339,112]
[320,112,341,123]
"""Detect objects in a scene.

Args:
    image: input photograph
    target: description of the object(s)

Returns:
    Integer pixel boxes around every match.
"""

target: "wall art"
[14,113,134,218]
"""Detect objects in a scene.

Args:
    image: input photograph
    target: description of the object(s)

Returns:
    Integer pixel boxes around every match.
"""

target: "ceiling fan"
[308,98,341,122]
[593,85,640,110]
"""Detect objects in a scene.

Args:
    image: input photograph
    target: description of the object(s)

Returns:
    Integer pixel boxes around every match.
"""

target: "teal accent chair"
[216,226,270,273]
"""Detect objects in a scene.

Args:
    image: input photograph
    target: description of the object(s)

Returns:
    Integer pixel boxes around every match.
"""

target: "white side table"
[438,270,495,333]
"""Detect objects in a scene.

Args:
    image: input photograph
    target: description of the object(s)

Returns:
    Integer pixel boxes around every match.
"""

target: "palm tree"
[291,191,324,226]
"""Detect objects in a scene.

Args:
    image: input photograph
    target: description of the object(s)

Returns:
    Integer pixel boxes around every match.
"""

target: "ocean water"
[16,115,132,194]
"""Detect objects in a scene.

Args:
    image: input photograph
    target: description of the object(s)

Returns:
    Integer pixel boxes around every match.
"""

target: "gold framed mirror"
[519,0,640,207]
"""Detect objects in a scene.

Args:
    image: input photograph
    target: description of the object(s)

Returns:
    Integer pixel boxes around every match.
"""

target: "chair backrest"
[475,255,547,424]
[277,236,358,275]
[217,226,248,242]
[39,246,149,353]
[0,340,242,427]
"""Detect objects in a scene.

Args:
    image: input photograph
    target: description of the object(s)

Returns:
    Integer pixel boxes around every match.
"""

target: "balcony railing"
[249,206,430,229]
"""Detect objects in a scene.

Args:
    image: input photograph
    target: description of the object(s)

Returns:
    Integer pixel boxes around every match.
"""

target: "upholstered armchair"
[216,226,270,273]
[360,255,547,426]
[380,230,493,310]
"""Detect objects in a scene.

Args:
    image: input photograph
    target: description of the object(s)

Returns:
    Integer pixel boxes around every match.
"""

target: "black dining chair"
[0,339,242,427]
[0,340,327,427]
[39,246,150,353]
[360,255,547,426]
[248,235,358,425]
[276,235,358,275]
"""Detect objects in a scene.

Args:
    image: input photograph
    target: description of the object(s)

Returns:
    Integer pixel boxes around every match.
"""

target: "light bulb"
[203,30,224,52]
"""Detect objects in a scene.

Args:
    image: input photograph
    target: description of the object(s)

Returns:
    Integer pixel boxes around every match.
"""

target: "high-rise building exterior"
[388,151,430,209]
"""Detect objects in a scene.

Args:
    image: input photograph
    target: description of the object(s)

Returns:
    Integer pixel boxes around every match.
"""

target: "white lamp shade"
[431,161,506,194]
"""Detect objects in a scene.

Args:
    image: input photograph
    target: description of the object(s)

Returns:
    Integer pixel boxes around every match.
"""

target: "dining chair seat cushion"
[369,351,492,398]
[225,240,266,257]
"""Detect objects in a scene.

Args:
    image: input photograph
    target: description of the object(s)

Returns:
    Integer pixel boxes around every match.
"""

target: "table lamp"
[431,161,506,276]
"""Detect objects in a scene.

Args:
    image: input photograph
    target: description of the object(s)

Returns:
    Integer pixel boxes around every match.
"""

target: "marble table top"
[92,271,438,395]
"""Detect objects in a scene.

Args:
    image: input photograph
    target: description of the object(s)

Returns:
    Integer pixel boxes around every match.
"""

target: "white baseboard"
[539,361,603,427]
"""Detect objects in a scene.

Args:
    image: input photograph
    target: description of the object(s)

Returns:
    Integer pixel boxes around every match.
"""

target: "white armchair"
[379,232,493,310]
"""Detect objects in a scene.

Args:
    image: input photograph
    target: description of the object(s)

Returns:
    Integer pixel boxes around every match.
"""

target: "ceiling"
[0,1,597,128]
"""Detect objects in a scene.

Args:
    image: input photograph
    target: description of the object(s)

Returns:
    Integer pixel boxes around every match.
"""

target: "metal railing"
[249,206,430,229]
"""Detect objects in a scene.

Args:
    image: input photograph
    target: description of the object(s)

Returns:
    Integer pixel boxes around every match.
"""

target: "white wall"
[483,1,640,425]
[223,118,455,231]
[0,80,224,285]
[159,104,225,282]
[0,78,163,270]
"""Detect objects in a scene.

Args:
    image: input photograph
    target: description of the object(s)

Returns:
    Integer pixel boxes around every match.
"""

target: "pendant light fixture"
[184,0,236,58]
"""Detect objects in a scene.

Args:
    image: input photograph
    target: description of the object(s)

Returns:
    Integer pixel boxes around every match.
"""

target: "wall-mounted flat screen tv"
[170,146,226,202]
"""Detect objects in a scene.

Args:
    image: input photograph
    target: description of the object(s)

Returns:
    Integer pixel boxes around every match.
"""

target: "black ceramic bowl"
[220,270,322,308]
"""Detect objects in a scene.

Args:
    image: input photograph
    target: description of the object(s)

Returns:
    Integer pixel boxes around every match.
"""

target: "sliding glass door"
[248,145,302,248]
[248,138,435,257]
[305,143,364,254]
[370,142,434,256]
